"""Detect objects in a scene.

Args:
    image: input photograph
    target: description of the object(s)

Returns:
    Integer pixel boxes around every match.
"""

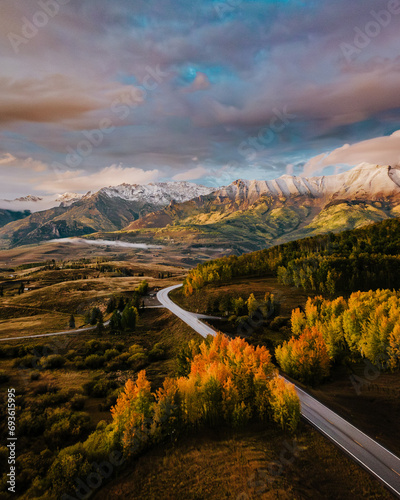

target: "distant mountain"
[0,182,216,247]
[122,164,400,253]
[2,165,400,251]
[0,209,31,229]
[0,192,83,213]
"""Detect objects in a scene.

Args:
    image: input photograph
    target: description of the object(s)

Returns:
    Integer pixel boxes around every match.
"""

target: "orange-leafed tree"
[268,377,300,433]
[276,327,330,385]
[111,370,154,456]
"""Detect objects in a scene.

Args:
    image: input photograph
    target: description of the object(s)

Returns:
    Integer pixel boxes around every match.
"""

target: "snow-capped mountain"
[0,182,217,246]
[125,164,400,253]
[1,164,400,249]
[56,193,83,207]
[94,182,215,205]
[218,164,400,203]
[0,193,83,212]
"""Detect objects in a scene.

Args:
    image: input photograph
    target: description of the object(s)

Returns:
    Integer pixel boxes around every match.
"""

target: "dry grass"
[94,423,391,500]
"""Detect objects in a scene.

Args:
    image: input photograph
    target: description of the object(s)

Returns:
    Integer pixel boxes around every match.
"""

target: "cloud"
[1,0,400,193]
[172,166,209,181]
[50,238,162,249]
[183,72,210,93]
[0,75,145,127]
[303,130,400,175]
[37,164,159,193]
[0,153,48,172]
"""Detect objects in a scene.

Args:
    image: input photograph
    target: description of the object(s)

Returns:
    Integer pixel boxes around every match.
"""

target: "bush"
[70,394,87,411]
[13,354,37,369]
[47,448,91,497]
[33,382,59,395]
[83,378,118,398]
[85,354,106,369]
[148,343,166,361]
[37,390,71,408]
[19,412,46,436]
[30,370,40,381]
[0,370,9,384]
[269,316,289,331]
[44,409,91,448]
[104,348,119,361]
[41,354,66,370]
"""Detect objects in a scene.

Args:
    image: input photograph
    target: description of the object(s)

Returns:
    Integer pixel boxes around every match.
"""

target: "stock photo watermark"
[349,352,399,396]
[8,0,71,54]
[61,400,178,499]
[6,388,17,493]
[51,65,169,173]
[238,106,296,161]
[340,0,400,62]
[237,439,299,499]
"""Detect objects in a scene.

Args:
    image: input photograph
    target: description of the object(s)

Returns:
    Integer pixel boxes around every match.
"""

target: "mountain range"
[0,182,215,248]
[1,164,400,252]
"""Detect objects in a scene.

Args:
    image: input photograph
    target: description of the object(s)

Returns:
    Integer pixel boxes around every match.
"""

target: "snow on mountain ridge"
[217,164,400,203]
[99,181,216,204]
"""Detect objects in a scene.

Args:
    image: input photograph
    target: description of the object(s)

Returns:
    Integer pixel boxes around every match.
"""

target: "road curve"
[156,284,217,338]
[157,284,400,498]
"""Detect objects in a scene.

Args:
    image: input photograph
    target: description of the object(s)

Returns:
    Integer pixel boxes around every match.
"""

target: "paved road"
[156,284,217,338]
[157,284,400,498]
[0,321,110,342]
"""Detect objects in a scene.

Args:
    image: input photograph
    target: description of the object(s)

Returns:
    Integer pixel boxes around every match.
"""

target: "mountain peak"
[217,164,400,202]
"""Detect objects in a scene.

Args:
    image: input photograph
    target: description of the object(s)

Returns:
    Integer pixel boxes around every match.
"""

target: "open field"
[94,422,392,500]
[0,254,186,339]
[0,238,229,270]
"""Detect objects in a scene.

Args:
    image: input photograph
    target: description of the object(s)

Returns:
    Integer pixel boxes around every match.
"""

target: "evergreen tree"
[110,310,122,334]
[121,305,139,331]
[69,314,75,329]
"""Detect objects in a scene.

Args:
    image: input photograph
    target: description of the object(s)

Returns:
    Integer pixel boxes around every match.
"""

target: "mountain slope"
[0,182,215,248]
[121,165,400,252]
[0,209,31,229]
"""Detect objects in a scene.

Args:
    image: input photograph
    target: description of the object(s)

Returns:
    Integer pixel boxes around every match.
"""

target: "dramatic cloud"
[37,165,159,193]
[172,166,209,181]
[303,130,400,175]
[0,153,47,172]
[0,0,399,196]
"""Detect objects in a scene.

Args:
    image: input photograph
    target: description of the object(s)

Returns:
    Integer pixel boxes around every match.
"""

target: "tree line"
[183,218,400,296]
[44,334,300,498]
[275,289,400,384]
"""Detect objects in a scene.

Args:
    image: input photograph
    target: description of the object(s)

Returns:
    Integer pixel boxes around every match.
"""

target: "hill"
[122,164,400,253]
[0,183,215,248]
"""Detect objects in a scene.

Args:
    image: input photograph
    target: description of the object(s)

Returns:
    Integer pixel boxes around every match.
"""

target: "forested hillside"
[183,218,400,297]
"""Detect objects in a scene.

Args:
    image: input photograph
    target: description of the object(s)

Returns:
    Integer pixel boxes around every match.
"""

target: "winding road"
[0,321,110,342]
[157,284,400,498]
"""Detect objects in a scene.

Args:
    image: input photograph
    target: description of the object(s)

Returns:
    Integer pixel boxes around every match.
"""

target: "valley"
[1,164,400,255]
[1,174,400,499]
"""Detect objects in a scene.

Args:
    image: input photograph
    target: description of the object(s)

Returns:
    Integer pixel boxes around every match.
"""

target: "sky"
[1,0,400,198]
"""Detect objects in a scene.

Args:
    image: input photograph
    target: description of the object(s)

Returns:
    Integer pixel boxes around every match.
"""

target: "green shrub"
[148,343,166,361]
[19,412,46,436]
[41,354,66,370]
[13,354,37,369]
[83,378,118,398]
[104,348,119,361]
[85,354,106,369]
[70,394,87,411]
[47,448,91,498]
